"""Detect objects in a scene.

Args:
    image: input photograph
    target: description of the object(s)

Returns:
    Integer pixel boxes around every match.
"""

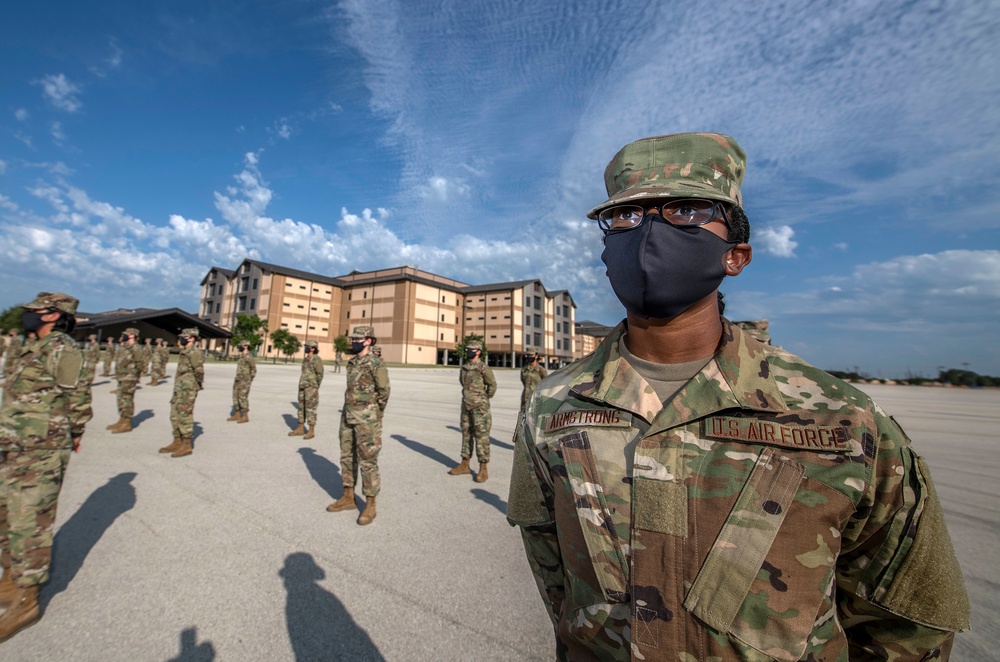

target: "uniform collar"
[570,318,786,428]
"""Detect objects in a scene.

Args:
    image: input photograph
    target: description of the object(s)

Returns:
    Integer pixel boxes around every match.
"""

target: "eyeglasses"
[597,198,730,233]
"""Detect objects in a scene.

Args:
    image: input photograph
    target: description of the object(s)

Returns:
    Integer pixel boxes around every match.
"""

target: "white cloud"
[14,108,29,121]
[834,242,849,250]
[51,121,66,144]
[755,225,798,257]
[90,39,123,77]
[418,176,470,203]
[37,73,82,112]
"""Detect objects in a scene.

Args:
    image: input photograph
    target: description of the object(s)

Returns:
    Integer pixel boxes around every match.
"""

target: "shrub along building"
[199,260,576,367]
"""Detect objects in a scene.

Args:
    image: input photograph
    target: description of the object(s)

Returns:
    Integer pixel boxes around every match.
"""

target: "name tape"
[543,409,632,434]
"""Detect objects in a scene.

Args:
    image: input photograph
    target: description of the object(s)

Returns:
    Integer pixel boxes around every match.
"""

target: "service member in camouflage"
[2,330,22,384]
[148,338,166,385]
[507,133,969,661]
[140,338,154,376]
[0,292,92,642]
[333,349,343,373]
[100,336,115,377]
[159,328,204,458]
[288,340,323,440]
[227,342,256,423]
[519,348,548,410]
[81,334,101,385]
[449,340,496,482]
[107,327,142,434]
[327,326,390,525]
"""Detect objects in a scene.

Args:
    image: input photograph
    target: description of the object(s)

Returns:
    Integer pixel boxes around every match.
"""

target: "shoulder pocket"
[54,348,83,388]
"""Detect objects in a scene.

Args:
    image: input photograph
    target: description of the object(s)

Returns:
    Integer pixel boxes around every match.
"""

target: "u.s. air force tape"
[704,416,853,452]
[542,408,633,434]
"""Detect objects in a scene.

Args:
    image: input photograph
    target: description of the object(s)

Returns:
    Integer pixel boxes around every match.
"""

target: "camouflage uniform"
[333,350,343,373]
[170,331,204,442]
[520,359,548,408]
[114,332,142,419]
[232,351,256,413]
[297,350,324,427]
[2,334,22,382]
[508,320,970,661]
[151,339,169,383]
[0,293,91,590]
[459,358,496,464]
[101,338,114,376]
[82,335,100,385]
[339,349,390,497]
[140,340,153,376]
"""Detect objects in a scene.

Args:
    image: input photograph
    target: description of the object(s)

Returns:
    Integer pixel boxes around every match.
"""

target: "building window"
[210,284,216,296]
[215,303,220,313]
[503,315,510,319]
[363,291,368,299]
[534,296,541,310]
[285,282,291,287]
[252,278,258,290]
[440,333,444,340]
[250,298,256,309]
[281,323,288,327]
[491,297,497,301]
[556,339,561,350]
[441,314,445,322]
[556,322,561,332]
[322,327,328,332]
[239,297,247,312]
[361,310,366,318]
[348,293,352,300]
[534,333,541,346]
[300,285,306,290]
[284,303,290,307]
[491,316,497,320]
[346,310,350,318]
[309,326,315,330]
[297,305,304,309]
[241,277,249,291]
[311,307,317,311]
[534,315,541,328]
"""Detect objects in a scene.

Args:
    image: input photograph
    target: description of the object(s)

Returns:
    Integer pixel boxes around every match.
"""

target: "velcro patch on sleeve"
[542,408,632,435]
[704,416,852,452]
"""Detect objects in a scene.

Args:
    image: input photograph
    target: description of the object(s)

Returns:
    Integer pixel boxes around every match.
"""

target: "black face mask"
[466,349,479,361]
[120,335,129,343]
[350,341,366,354]
[601,214,735,319]
[21,311,47,333]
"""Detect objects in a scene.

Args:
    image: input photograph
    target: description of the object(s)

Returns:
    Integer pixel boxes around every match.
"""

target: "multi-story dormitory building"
[199,260,576,367]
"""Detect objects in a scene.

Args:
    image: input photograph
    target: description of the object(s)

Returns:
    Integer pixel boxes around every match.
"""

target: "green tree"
[231,314,268,353]
[270,328,301,364]
[0,306,23,334]
[333,335,350,354]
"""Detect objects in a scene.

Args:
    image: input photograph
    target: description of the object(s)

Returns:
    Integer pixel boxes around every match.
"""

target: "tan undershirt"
[592,333,713,551]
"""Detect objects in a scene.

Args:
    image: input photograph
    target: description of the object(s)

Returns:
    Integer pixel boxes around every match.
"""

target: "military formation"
[0,132,972,658]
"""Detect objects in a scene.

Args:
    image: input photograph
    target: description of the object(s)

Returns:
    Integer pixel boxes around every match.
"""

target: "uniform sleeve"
[193,350,205,386]
[315,358,324,385]
[507,408,565,627]
[375,362,390,410]
[60,343,93,437]
[835,414,969,659]
[249,359,256,379]
[484,366,497,398]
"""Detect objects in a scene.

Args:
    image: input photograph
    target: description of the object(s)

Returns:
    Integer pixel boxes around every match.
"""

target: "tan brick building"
[574,320,615,359]
[199,261,576,367]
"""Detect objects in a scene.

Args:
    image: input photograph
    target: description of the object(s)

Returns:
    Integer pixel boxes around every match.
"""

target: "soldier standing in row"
[140,338,154,376]
[449,340,496,482]
[149,338,169,385]
[333,348,343,373]
[100,336,114,377]
[519,348,547,412]
[81,334,101,385]
[288,340,323,440]
[327,326,390,526]
[227,342,256,424]
[0,293,92,642]
[508,132,969,660]
[107,328,141,434]
[159,329,204,458]
[2,330,22,385]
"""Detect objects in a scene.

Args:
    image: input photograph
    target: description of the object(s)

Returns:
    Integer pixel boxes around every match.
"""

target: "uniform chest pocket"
[684,446,852,661]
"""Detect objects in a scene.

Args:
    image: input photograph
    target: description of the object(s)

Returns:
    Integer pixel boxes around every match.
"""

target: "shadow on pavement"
[471,488,507,514]
[166,626,216,662]
[283,413,300,430]
[297,448,345,501]
[444,426,514,450]
[132,409,155,427]
[279,552,384,661]
[390,434,457,469]
[42,472,137,609]
[192,422,204,443]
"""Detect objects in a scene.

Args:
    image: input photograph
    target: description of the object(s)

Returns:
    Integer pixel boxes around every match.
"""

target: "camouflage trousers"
[117,379,138,418]
[338,412,382,497]
[102,354,113,375]
[170,386,199,439]
[232,380,252,412]
[460,405,492,463]
[151,359,167,383]
[297,386,319,426]
[0,448,72,587]
[81,363,97,386]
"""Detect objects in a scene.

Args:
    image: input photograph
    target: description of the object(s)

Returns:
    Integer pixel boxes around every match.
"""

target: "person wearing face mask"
[81,334,100,385]
[226,342,256,423]
[519,348,548,413]
[100,336,115,377]
[288,340,324,440]
[449,340,496,482]
[107,327,142,433]
[327,326,390,525]
[0,292,92,642]
[159,329,204,458]
[507,133,969,661]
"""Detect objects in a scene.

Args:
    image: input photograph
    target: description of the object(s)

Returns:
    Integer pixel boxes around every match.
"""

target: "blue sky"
[1,0,998,377]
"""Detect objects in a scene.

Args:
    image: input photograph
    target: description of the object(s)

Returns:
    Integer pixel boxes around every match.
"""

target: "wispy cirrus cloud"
[36,73,83,112]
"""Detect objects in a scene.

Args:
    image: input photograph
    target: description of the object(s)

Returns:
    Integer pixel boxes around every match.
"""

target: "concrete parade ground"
[1,362,997,661]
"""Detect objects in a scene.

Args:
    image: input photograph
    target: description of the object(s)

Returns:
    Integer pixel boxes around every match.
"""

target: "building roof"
[461,279,541,294]
[243,259,345,287]
[200,266,235,286]
[575,320,615,337]
[76,307,231,340]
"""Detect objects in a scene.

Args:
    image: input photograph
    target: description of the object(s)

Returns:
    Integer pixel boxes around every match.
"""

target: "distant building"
[574,320,616,359]
[198,260,576,367]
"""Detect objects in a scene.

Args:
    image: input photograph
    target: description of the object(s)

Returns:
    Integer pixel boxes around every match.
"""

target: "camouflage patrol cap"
[304,339,318,349]
[467,340,483,350]
[237,340,250,349]
[179,327,199,338]
[155,338,163,343]
[351,325,375,339]
[371,345,382,356]
[88,334,98,340]
[587,133,746,220]
[23,292,79,315]
[124,327,140,337]
[525,346,539,355]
